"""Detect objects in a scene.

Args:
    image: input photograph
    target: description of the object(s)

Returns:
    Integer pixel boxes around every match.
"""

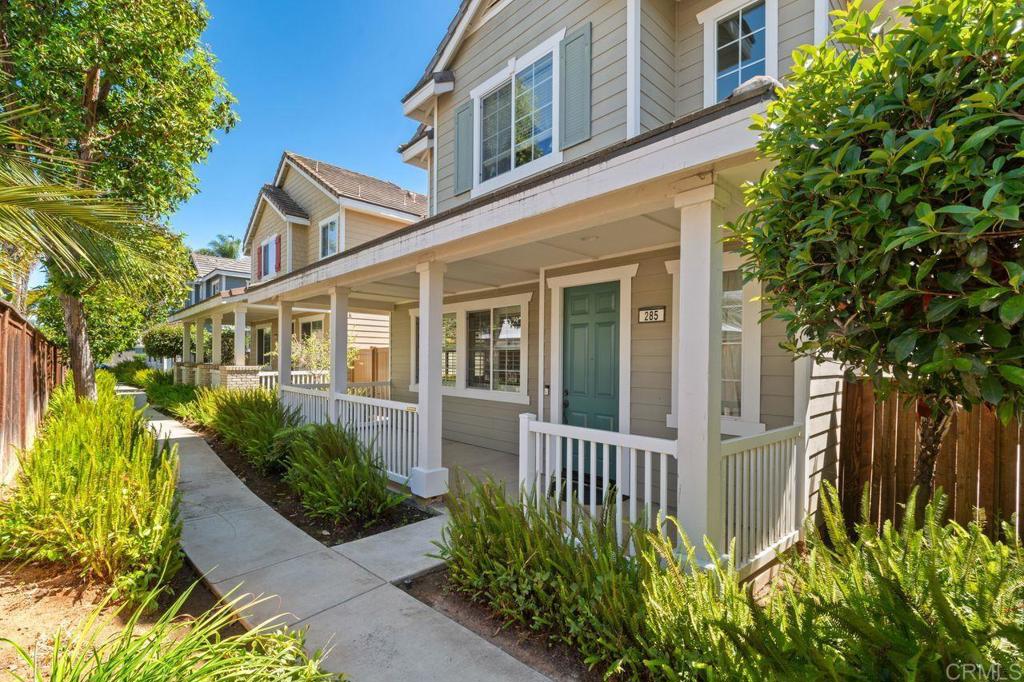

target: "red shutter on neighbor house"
[255,246,262,280]
[275,235,282,273]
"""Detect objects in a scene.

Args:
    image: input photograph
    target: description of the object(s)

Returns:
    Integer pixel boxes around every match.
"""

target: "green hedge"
[439,479,1024,680]
[0,372,181,606]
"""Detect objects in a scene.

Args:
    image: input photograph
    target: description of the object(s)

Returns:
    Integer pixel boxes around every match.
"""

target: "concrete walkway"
[143,405,549,681]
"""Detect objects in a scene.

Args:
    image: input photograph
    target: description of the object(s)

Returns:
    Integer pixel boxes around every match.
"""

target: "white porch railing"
[519,415,806,573]
[258,370,329,391]
[333,393,418,484]
[518,415,679,547]
[280,385,330,425]
[722,424,804,573]
[346,381,391,401]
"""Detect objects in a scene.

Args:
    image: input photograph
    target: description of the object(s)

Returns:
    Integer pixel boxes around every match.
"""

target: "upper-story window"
[698,0,777,107]
[320,216,339,259]
[469,30,565,196]
[258,236,278,278]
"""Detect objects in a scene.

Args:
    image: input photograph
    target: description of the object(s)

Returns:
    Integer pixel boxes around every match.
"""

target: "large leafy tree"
[0,0,237,398]
[34,282,146,363]
[732,0,1024,494]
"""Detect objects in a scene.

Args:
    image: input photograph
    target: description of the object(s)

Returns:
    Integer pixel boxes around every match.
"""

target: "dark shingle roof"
[397,123,432,153]
[285,152,427,217]
[192,253,250,278]
[401,0,473,103]
[261,183,308,220]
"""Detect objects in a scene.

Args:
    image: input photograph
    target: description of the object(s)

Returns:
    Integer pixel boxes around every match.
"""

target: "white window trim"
[547,263,639,434]
[318,213,342,260]
[469,29,565,198]
[409,291,533,405]
[665,255,763,436]
[258,236,278,278]
[255,324,273,366]
[697,0,778,108]
[297,313,327,340]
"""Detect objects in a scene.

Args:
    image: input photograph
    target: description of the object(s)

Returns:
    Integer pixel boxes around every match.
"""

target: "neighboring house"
[169,155,425,386]
[204,0,843,575]
[188,253,251,307]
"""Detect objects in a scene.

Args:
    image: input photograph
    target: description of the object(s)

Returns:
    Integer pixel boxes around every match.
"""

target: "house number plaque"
[638,306,666,323]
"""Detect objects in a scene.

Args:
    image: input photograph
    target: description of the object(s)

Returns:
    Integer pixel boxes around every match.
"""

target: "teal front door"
[562,282,619,497]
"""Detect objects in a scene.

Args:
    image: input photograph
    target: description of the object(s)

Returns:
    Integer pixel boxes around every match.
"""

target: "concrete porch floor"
[443,439,519,499]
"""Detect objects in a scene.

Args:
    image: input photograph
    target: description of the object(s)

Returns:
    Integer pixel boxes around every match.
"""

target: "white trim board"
[408,291,534,405]
[665,255,764,437]
[547,263,639,435]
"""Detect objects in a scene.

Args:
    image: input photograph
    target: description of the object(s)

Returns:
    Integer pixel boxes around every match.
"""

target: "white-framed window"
[470,30,564,197]
[666,255,763,436]
[299,318,324,340]
[255,326,272,366]
[258,237,278,278]
[410,292,532,404]
[697,0,778,107]
[319,215,340,259]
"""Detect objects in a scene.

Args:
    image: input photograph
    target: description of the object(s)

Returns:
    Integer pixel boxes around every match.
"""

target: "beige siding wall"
[279,166,340,268]
[345,211,407,251]
[349,312,390,349]
[248,207,287,282]
[391,283,540,455]
[640,0,677,131]
[674,0,816,118]
[435,0,627,214]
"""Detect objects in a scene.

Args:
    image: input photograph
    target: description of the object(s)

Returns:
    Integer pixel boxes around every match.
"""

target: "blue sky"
[172,0,461,252]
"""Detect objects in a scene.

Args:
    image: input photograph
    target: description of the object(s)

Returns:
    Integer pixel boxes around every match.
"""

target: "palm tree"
[0,107,179,399]
[196,233,241,259]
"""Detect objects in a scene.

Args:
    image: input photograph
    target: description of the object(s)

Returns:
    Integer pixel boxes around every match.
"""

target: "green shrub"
[440,477,1024,680]
[1,582,341,681]
[175,387,300,473]
[732,484,1024,679]
[0,373,181,605]
[283,422,408,526]
[109,358,149,385]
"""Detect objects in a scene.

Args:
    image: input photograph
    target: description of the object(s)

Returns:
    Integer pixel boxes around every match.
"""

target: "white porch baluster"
[328,286,350,422]
[410,261,448,498]
[278,301,293,388]
[233,305,247,365]
[675,183,725,556]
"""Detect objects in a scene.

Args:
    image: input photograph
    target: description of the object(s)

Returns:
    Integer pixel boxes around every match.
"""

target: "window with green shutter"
[560,23,591,149]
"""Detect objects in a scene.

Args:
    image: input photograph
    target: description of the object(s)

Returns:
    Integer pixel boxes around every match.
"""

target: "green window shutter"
[454,100,474,195]
[560,22,592,150]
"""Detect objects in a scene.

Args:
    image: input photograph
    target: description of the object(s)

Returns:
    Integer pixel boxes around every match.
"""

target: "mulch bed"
[199,430,434,547]
[404,567,602,682]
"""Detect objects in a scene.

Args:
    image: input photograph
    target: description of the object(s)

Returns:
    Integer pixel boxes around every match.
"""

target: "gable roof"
[261,184,309,220]
[283,152,428,217]
[192,252,250,279]
[402,0,476,103]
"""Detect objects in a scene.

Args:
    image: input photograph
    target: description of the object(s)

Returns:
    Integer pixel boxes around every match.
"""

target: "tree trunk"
[913,400,955,499]
[61,292,96,400]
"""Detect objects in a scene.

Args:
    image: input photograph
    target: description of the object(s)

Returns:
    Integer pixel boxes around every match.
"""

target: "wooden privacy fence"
[0,299,65,483]
[839,380,1022,538]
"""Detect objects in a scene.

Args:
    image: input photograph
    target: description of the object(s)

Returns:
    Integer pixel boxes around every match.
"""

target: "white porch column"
[211,313,223,365]
[233,305,247,365]
[410,261,448,498]
[278,301,293,386]
[195,318,206,364]
[181,320,192,363]
[675,183,725,557]
[328,286,350,422]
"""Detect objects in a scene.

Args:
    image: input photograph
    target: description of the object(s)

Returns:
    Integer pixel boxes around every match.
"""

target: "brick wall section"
[220,365,261,390]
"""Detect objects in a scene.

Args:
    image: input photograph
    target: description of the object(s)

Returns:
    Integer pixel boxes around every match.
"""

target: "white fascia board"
[403,79,455,120]
[168,291,249,323]
[246,102,766,304]
[400,134,432,166]
[339,197,421,224]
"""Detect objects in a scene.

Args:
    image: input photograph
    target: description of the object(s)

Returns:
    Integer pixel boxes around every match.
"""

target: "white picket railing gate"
[721,424,804,573]
[280,385,330,425]
[346,381,391,400]
[518,415,806,573]
[333,393,418,484]
[518,415,679,547]
[258,370,329,391]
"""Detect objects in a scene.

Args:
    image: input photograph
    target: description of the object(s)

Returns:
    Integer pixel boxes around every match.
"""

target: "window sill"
[470,150,563,199]
[409,384,531,405]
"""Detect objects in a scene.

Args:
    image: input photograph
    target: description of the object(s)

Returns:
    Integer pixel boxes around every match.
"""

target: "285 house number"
[638,306,666,323]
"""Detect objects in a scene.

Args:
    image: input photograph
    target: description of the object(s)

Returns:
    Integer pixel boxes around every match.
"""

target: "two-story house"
[217,0,843,574]
[170,151,426,391]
